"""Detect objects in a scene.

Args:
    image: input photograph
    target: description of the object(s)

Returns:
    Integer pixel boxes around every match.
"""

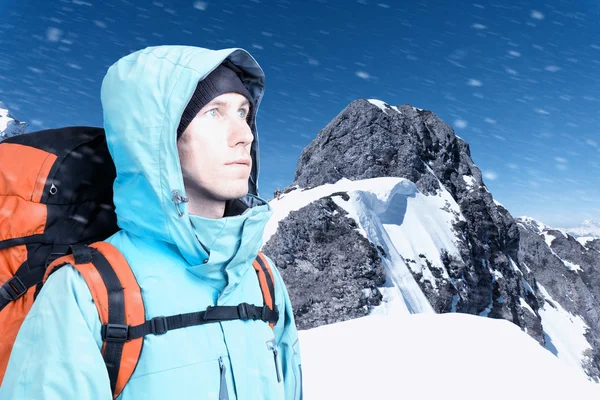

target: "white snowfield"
[264,177,600,397]
[299,313,600,399]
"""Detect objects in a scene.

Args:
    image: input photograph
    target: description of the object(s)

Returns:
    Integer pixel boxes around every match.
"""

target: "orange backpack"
[0,127,278,399]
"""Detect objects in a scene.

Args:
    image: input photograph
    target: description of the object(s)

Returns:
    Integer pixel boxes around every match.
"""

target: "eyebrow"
[207,98,250,108]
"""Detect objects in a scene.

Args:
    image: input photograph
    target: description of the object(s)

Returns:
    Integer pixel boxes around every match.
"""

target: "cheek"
[189,138,222,177]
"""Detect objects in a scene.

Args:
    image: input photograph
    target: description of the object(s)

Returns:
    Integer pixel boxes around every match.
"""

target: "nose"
[230,116,254,147]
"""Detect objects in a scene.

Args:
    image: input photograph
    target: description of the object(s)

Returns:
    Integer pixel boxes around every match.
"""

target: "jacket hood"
[100,46,268,265]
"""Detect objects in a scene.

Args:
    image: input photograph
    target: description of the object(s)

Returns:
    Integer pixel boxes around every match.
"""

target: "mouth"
[226,159,251,167]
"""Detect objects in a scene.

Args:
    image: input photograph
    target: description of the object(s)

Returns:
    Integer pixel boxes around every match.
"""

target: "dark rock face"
[287,100,543,342]
[262,194,386,330]
[517,219,600,378]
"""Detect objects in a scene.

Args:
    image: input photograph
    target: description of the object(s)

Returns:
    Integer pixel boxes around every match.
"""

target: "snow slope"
[299,313,600,399]
[537,284,593,376]
[515,217,597,378]
[265,177,598,388]
[265,177,465,315]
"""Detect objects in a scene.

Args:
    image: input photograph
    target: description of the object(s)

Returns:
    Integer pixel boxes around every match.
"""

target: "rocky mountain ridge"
[262,99,600,381]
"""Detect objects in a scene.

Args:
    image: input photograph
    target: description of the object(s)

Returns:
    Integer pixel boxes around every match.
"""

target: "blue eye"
[238,109,247,118]
[208,109,217,117]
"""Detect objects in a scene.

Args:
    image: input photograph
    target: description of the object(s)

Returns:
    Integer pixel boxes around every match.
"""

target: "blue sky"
[0,0,598,228]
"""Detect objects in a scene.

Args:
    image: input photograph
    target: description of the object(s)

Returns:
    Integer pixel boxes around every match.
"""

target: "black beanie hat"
[177,64,254,139]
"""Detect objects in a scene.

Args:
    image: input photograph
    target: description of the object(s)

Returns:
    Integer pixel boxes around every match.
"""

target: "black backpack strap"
[120,303,279,341]
[0,261,45,311]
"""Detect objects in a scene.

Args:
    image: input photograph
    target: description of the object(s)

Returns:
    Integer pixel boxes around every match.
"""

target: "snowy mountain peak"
[366,99,402,114]
[366,99,427,115]
[292,99,477,196]
[0,101,27,140]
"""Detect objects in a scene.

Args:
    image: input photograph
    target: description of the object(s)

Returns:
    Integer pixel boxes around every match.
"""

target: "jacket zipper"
[266,339,282,383]
[171,189,189,217]
[218,356,229,400]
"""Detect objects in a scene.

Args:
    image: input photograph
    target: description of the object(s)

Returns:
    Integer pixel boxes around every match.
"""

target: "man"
[0,46,302,399]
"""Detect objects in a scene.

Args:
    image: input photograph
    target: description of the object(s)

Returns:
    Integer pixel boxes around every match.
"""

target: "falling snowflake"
[508,50,521,57]
[356,71,370,79]
[484,171,498,181]
[193,1,207,10]
[467,79,482,87]
[454,119,468,129]
[545,65,561,72]
[531,10,544,20]
[472,23,487,30]
[47,27,62,42]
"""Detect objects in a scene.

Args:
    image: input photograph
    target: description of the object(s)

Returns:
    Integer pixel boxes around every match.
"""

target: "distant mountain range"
[564,220,600,239]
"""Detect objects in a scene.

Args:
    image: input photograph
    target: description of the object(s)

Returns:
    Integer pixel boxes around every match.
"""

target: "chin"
[217,184,249,201]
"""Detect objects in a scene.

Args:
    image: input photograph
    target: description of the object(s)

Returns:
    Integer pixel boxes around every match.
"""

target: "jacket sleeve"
[269,258,303,400]
[0,266,112,400]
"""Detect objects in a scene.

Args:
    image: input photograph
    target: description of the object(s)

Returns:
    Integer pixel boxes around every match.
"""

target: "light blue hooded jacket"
[0,46,302,400]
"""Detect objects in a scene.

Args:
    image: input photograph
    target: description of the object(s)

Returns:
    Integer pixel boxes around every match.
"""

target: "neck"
[186,189,226,219]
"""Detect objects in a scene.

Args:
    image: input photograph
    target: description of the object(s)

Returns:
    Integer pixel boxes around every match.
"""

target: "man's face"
[177,92,253,203]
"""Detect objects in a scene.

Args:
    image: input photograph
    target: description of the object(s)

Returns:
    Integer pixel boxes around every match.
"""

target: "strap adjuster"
[203,305,214,321]
[150,316,168,335]
[101,323,130,343]
[4,276,27,301]
[237,303,249,320]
